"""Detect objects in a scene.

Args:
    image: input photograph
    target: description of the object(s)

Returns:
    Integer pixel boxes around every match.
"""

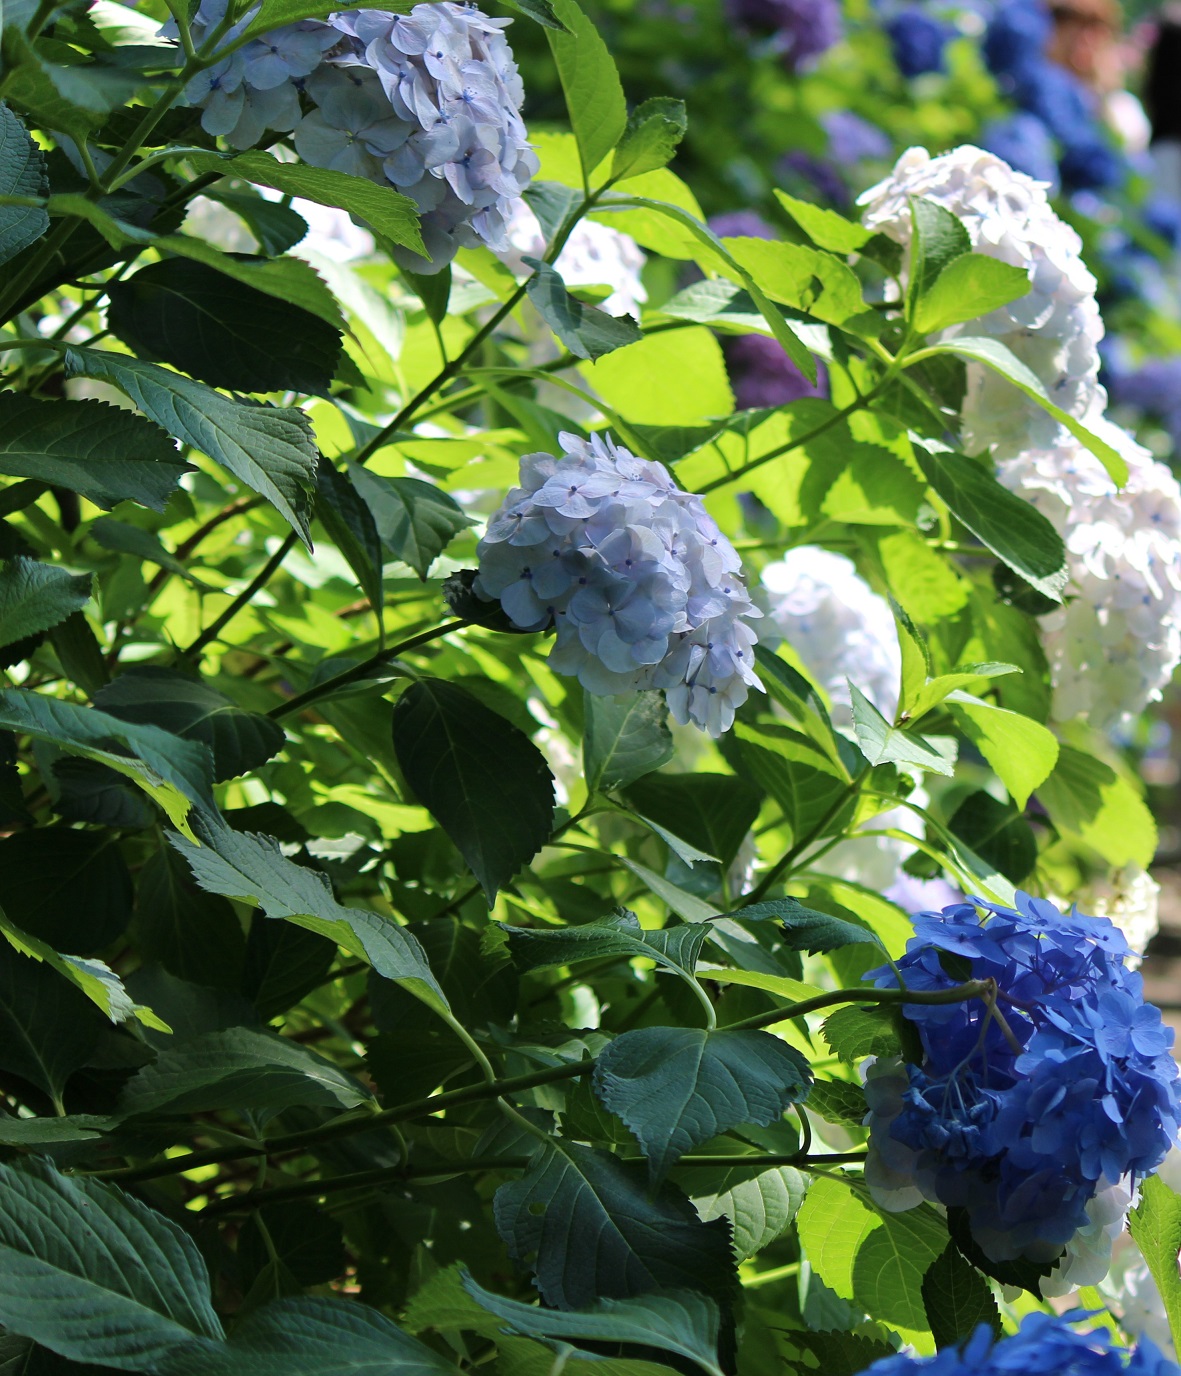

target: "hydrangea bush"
[1,0,1181,1374]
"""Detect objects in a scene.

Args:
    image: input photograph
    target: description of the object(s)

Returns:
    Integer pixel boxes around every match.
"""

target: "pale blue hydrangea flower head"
[474,432,764,736]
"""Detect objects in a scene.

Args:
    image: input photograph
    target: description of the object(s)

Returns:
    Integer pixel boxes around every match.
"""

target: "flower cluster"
[173,0,536,269]
[996,441,1181,727]
[724,0,842,69]
[474,432,763,736]
[865,894,1181,1289]
[859,144,1105,459]
[885,8,948,79]
[864,1314,1179,1376]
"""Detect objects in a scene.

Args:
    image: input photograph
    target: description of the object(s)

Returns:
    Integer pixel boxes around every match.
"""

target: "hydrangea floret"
[171,0,537,269]
[474,431,763,736]
[865,893,1181,1292]
[864,1313,1179,1375]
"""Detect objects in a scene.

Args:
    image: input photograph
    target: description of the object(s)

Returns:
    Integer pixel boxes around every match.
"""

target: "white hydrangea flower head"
[997,440,1181,728]
[474,432,763,736]
[858,145,1105,459]
[1063,866,1161,967]
[759,547,901,727]
[1039,1175,1135,1297]
[1103,1248,1174,1359]
[499,198,648,319]
[172,1,537,270]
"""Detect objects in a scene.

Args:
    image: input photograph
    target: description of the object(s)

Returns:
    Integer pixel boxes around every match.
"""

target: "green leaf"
[921,1245,1000,1350]
[729,726,856,847]
[0,394,187,511]
[185,149,425,257]
[820,1004,905,1064]
[391,678,555,902]
[63,347,319,546]
[914,254,1030,335]
[403,264,452,325]
[773,191,871,254]
[1130,1177,1181,1360]
[0,688,215,835]
[905,662,1020,722]
[168,821,449,1015]
[611,98,688,182]
[314,458,384,611]
[499,0,567,27]
[0,557,91,651]
[460,1273,723,1376]
[776,1331,895,1376]
[157,1296,462,1376]
[946,693,1059,809]
[804,1078,868,1128]
[524,257,642,360]
[850,685,957,776]
[135,846,245,990]
[914,448,1067,602]
[205,189,309,256]
[917,336,1128,485]
[107,258,342,396]
[947,791,1037,886]
[118,1027,372,1119]
[0,825,131,954]
[546,0,627,183]
[619,858,717,924]
[0,909,135,1022]
[90,519,192,582]
[583,690,674,793]
[1037,743,1156,869]
[493,1141,736,1309]
[730,898,882,953]
[93,666,284,782]
[724,237,878,335]
[908,197,970,309]
[689,1155,808,1263]
[0,1158,224,1368]
[348,469,473,580]
[593,1026,810,1178]
[0,103,48,265]
[945,1208,1052,1294]
[622,773,761,868]
[499,909,709,982]
[796,1174,947,1337]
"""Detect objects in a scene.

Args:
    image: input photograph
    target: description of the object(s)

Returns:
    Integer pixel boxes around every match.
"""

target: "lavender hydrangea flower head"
[858,145,1105,459]
[725,0,841,68]
[474,432,763,736]
[821,109,890,167]
[865,894,1181,1291]
[722,334,828,410]
[171,0,537,270]
[864,1314,1180,1375]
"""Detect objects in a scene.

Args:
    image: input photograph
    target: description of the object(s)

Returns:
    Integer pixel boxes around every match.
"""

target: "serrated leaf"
[730,898,882,953]
[850,684,957,776]
[905,662,1020,722]
[1037,743,1156,869]
[622,773,760,868]
[460,1273,723,1376]
[947,791,1037,886]
[107,257,342,395]
[776,1329,895,1376]
[945,693,1058,809]
[583,690,673,793]
[908,197,970,307]
[546,0,627,182]
[392,678,554,902]
[493,1141,736,1310]
[1129,1176,1181,1358]
[315,456,383,612]
[348,469,473,579]
[168,821,449,1015]
[90,519,191,581]
[914,254,1030,335]
[611,98,688,182]
[0,394,187,511]
[524,257,642,360]
[0,825,132,954]
[135,845,245,990]
[0,1158,223,1368]
[499,910,709,983]
[185,149,425,256]
[690,1155,807,1263]
[804,1078,867,1128]
[921,1244,1001,1350]
[820,1004,904,1063]
[0,103,48,265]
[64,347,318,545]
[914,448,1067,601]
[94,666,284,782]
[773,190,870,254]
[0,557,91,651]
[619,859,717,924]
[0,909,135,1023]
[593,1026,810,1179]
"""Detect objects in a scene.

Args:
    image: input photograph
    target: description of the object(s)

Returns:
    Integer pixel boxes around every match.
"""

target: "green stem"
[266,620,463,720]
[724,978,992,1033]
[180,533,296,661]
[742,770,867,905]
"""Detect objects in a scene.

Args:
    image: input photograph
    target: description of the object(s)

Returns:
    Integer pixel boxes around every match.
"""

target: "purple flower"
[725,0,841,68]
[779,149,848,206]
[722,333,829,410]
[822,109,890,166]
[707,210,777,240]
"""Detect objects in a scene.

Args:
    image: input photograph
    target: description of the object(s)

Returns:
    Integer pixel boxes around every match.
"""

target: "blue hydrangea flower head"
[865,893,1181,1287]
[822,109,890,166]
[864,1314,1181,1374]
[982,113,1060,191]
[984,1,1052,83]
[887,9,947,78]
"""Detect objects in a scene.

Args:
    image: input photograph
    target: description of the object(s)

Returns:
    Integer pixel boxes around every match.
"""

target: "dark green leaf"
[53,759,155,829]
[499,909,709,980]
[348,469,473,580]
[94,666,284,782]
[947,791,1036,885]
[524,257,642,360]
[403,264,451,324]
[0,395,187,512]
[237,1206,345,1289]
[391,678,555,902]
[914,448,1066,602]
[622,773,761,868]
[611,98,688,182]
[946,1207,1054,1294]
[776,1330,895,1376]
[63,347,319,545]
[820,1004,905,1064]
[1129,1177,1181,1357]
[583,690,673,793]
[135,846,246,990]
[522,181,583,245]
[185,149,425,257]
[0,1158,223,1367]
[90,519,191,581]
[921,1244,1001,1350]
[0,103,48,265]
[498,0,567,27]
[914,254,1030,335]
[0,557,91,651]
[729,897,881,953]
[594,1026,810,1178]
[494,1141,736,1309]
[461,1272,723,1374]
[107,258,342,395]
[546,0,628,180]
[804,1078,867,1128]
[0,826,132,954]
[242,916,335,1020]
[850,684,957,776]
[205,189,309,256]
